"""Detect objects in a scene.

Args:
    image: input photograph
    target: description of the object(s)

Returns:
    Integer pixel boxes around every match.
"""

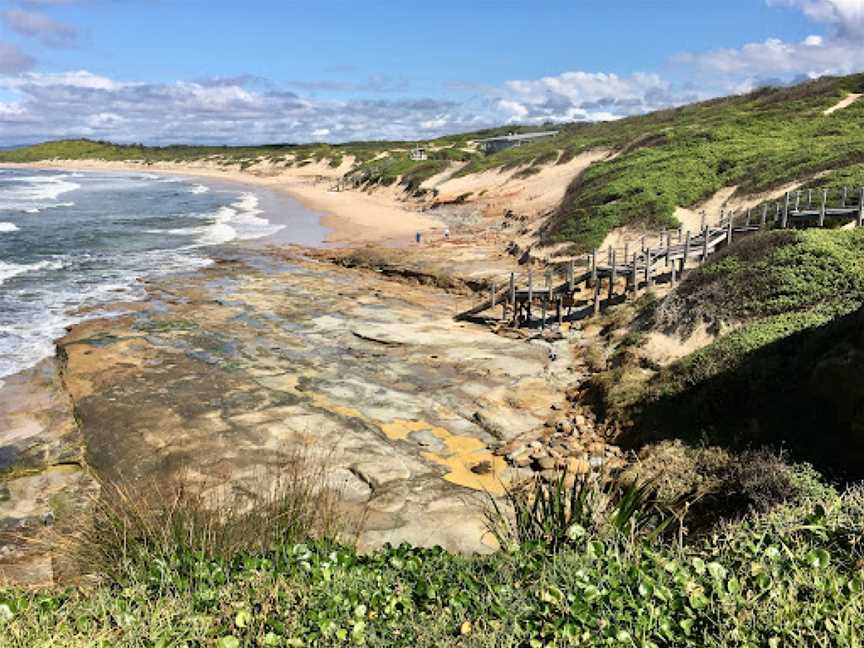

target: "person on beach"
[416,231,421,244]
[444,227,450,240]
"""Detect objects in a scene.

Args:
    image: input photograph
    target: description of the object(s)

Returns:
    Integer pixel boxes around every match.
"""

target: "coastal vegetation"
[588,227,864,477]
[3,466,862,646]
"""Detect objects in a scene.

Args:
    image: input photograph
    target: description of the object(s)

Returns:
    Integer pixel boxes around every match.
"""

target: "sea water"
[0,168,321,381]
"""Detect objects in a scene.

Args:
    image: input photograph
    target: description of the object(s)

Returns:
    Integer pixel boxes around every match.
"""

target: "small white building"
[410,146,428,161]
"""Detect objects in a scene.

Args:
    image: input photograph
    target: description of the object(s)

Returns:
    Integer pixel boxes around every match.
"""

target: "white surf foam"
[0,258,64,286]
[0,223,19,233]
[188,183,209,194]
[0,174,81,211]
[173,192,282,248]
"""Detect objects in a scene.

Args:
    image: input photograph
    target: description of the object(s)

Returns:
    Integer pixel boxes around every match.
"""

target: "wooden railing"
[456,186,864,326]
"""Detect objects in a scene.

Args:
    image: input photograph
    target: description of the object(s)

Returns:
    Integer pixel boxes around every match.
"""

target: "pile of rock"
[493,405,626,486]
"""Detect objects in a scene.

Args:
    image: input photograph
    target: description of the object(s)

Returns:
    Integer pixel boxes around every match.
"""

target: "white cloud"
[2,8,77,48]
[675,0,864,82]
[770,0,864,37]
[491,71,699,124]
[0,41,34,73]
[0,71,486,144]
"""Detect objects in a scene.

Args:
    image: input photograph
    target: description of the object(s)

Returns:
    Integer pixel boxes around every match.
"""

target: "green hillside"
[3,74,864,251]
[590,228,864,477]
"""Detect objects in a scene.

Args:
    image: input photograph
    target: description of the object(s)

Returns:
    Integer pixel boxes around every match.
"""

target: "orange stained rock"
[423,426,507,497]
[379,419,507,495]
[379,419,432,441]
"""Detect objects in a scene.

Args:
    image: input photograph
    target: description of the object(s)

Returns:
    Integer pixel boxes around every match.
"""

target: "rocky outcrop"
[41,248,582,561]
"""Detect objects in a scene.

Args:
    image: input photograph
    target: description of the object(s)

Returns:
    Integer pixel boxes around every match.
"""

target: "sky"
[0,0,863,146]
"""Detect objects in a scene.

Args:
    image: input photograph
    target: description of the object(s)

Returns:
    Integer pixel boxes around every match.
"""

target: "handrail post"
[858,187,864,227]
[608,249,617,300]
[701,226,709,264]
[645,250,652,288]
[527,269,533,324]
[781,192,790,229]
[761,204,768,228]
[820,189,827,227]
[509,273,515,321]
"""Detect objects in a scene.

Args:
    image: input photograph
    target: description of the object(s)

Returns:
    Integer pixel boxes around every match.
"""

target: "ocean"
[0,168,324,381]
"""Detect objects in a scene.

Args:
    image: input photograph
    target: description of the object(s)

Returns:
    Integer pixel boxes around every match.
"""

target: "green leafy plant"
[486,471,680,552]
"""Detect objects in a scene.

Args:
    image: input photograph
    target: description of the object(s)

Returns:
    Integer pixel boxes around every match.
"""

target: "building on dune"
[475,130,559,155]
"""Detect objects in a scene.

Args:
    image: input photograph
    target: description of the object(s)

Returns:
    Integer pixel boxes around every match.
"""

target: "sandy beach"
[0,159,445,248]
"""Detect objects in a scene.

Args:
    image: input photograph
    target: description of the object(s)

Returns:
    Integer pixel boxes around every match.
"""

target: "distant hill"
[5,73,864,251]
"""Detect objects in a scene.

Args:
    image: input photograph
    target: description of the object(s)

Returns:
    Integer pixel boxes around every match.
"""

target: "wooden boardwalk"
[457,186,864,327]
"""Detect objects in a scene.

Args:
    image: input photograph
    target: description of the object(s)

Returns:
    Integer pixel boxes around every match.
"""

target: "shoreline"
[0,160,445,248]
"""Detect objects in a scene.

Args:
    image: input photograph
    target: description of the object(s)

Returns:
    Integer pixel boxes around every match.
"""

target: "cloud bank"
[1,0,863,145]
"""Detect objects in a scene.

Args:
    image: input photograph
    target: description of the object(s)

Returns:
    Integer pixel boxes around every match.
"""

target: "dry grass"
[51,450,362,583]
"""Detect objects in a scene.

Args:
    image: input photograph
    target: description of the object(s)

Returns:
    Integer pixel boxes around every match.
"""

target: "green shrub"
[3,483,863,646]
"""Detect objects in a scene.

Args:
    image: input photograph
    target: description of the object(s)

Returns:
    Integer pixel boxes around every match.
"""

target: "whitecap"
[0,222,19,233]
[0,174,81,211]
[188,184,209,194]
[0,258,65,286]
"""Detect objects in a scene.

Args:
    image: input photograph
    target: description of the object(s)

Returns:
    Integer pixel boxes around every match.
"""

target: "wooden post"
[630,254,638,297]
[589,250,597,288]
[670,254,678,284]
[819,189,827,227]
[745,208,752,227]
[726,217,733,245]
[684,230,692,261]
[527,269,533,323]
[842,186,848,208]
[567,260,574,293]
[623,242,629,263]
[807,189,812,209]
[556,296,562,326]
[509,272,516,317]
[699,210,706,231]
[858,187,864,227]
[490,281,496,316]
[608,249,617,300]
[761,204,768,228]
[592,281,601,316]
[677,226,683,243]
[781,192,790,229]
[644,251,652,288]
[775,203,781,225]
[701,227,709,264]
[794,191,801,212]
[640,236,647,253]
[541,296,547,330]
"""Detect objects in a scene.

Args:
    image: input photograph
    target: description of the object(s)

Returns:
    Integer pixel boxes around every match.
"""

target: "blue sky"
[0,0,862,145]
